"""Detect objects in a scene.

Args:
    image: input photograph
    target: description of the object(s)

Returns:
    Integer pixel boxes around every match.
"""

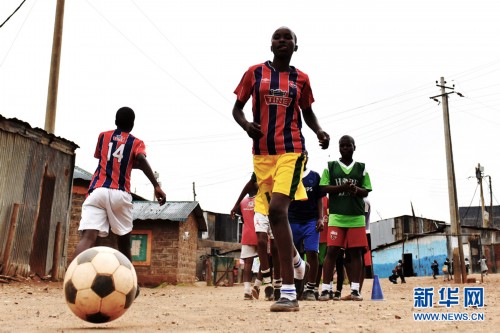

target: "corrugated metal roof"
[133,201,207,231]
[73,165,93,181]
[0,114,79,151]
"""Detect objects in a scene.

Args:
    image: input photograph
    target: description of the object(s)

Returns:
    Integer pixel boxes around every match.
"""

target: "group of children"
[231,133,372,309]
[74,25,372,313]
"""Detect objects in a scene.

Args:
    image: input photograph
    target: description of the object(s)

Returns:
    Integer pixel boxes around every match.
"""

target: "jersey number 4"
[107,143,125,163]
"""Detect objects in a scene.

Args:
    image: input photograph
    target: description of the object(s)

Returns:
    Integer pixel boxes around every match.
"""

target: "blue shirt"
[288,169,324,223]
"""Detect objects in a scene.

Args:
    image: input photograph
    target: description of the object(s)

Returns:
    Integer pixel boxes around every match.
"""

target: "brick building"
[69,166,207,286]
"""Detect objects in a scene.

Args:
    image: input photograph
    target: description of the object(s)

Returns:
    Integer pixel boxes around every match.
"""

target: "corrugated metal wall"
[0,117,77,280]
[372,235,449,278]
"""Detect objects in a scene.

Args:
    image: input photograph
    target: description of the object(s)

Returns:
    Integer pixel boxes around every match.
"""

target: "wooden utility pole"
[44,0,66,134]
[193,182,197,201]
[430,77,466,283]
[488,175,493,226]
[476,164,488,228]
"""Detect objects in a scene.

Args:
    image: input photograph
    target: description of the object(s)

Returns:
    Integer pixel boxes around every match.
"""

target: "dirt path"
[0,274,498,332]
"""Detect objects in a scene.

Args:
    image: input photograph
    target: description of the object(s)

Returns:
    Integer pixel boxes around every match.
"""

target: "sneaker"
[294,262,310,301]
[314,290,319,300]
[273,288,281,301]
[135,285,141,299]
[318,289,333,301]
[252,286,260,300]
[302,290,316,301]
[264,285,274,301]
[244,293,253,300]
[332,291,341,301]
[270,297,299,312]
[341,291,363,301]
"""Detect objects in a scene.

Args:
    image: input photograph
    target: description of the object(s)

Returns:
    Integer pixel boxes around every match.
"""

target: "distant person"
[288,151,325,301]
[232,26,330,312]
[443,258,451,281]
[74,107,166,299]
[396,260,406,283]
[230,173,259,300]
[388,268,398,284]
[464,258,470,274]
[431,260,439,279]
[479,255,488,276]
[319,135,372,301]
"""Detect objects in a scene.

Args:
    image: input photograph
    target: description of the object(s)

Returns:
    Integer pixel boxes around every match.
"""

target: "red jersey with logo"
[88,129,147,194]
[234,61,315,155]
[240,196,257,246]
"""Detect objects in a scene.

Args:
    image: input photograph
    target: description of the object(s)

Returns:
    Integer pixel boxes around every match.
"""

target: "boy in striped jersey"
[232,27,330,312]
[74,107,166,264]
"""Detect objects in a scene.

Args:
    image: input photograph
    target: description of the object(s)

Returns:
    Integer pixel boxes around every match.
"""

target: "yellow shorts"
[253,153,307,215]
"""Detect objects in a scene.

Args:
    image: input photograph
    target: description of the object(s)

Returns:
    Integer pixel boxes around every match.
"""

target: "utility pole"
[192,182,197,201]
[45,0,65,134]
[430,77,466,283]
[488,175,493,226]
[476,164,488,228]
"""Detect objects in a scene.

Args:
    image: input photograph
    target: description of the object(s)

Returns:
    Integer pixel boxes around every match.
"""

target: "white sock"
[351,282,360,292]
[280,284,297,300]
[244,282,251,294]
[293,254,306,279]
[254,279,262,288]
[322,283,331,292]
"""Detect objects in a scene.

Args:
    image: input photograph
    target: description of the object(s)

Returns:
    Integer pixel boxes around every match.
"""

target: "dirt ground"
[0,273,498,333]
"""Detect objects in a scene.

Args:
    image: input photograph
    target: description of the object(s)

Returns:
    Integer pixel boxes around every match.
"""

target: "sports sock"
[244,282,251,294]
[293,254,305,279]
[305,282,316,292]
[261,268,272,285]
[280,284,297,300]
[273,278,282,290]
[254,279,262,288]
[351,282,360,293]
[322,283,331,292]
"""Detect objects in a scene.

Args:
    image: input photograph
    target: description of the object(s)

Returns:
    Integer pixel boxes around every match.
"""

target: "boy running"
[232,27,330,312]
[75,107,166,263]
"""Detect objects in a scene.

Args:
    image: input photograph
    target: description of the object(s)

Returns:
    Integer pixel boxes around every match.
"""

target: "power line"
[0,0,36,67]
[84,0,232,123]
[0,0,27,28]
[129,0,233,106]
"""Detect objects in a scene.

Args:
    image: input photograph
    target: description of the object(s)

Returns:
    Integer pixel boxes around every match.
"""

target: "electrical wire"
[0,0,36,67]
[0,0,27,28]
[84,0,232,123]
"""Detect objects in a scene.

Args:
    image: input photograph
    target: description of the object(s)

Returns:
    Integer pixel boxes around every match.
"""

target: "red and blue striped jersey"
[88,129,147,193]
[234,61,314,155]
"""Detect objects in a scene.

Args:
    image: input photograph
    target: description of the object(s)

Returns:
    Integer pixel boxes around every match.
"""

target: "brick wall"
[67,187,86,264]
[133,217,199,286]
[177,215,199,283]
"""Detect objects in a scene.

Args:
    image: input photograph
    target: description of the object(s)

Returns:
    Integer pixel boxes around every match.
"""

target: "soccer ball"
[63,246,138,323]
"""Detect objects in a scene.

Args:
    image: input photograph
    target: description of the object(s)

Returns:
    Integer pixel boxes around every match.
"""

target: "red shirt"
[234,61,314,155]
[240,196,257,246]
[88,129,146,193]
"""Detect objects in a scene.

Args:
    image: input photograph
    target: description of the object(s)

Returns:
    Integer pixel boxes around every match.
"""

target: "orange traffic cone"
[371,274,384,301]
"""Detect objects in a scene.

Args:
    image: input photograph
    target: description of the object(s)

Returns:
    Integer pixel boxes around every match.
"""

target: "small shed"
[0,115,78,279]
[131,201,207,286]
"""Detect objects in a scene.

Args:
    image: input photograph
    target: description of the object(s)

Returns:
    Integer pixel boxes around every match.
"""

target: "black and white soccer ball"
[63,246,138,323]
